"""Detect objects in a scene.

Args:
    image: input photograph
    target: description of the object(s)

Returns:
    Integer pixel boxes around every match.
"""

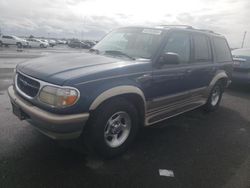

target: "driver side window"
[163,32,190,64]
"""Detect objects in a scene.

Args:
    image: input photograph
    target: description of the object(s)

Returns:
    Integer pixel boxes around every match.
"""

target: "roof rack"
[158,25,194,29]
[196,29,221,35]
[157,25,220,35]
[197,29,214,33]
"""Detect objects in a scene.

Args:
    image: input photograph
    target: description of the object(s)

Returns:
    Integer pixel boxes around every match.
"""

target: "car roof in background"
[232,48,250,56]
[232,48,250,51]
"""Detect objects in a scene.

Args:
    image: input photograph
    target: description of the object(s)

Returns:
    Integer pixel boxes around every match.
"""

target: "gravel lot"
[0,47,249,188]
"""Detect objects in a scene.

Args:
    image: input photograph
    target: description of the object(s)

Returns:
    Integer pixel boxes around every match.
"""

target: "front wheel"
[40,44,44,48]
[204,82,223,112]
[85,97,139,158]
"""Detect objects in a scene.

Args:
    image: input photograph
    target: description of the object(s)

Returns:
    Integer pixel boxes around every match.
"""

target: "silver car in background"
[232,48,250,84]
[0,35,29,48]
[26,38,49,48]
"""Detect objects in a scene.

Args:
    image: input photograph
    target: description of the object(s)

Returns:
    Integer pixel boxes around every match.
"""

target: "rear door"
[186,33,215,91]
[212,37,233,80]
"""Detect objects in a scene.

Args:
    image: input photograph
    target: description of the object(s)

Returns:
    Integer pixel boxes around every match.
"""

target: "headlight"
[39,86,79,108]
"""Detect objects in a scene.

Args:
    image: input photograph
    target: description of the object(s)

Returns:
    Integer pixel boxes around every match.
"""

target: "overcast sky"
[0,0,249,48]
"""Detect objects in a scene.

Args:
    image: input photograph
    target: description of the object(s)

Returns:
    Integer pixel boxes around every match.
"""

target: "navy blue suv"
[8,25,233,157]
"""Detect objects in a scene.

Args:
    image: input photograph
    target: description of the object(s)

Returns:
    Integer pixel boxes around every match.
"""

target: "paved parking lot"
[0,48,250,188]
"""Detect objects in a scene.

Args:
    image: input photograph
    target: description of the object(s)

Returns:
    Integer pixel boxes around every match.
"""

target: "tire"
[40,44,44,48]
[16,43,22,48]
[84,97,139,158]
[204,81,224,112]
[0,41,2,47]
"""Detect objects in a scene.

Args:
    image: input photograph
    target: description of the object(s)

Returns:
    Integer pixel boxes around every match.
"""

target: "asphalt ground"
[0,48,250,188]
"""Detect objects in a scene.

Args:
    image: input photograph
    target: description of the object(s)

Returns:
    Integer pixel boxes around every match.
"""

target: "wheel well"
[218,77,228,90]
[120,93,145,126]
[90,94,146,127]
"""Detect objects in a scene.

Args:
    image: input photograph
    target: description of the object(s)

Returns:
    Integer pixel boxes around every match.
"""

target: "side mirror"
[159,52,180,65]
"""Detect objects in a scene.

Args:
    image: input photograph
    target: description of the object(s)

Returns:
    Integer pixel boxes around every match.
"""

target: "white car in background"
[0,35,29,48]
[48,39,56,47]
[26,38,49,48]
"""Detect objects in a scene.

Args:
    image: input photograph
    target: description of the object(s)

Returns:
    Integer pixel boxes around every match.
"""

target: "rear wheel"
[204,82,223,112]
[84,97,139,158]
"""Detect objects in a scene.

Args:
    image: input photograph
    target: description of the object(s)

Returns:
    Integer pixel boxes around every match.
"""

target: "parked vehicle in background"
[231,48,250,84]
[0,35,29,48]
[56,40,67,44]
[48,39,56,47]
[68,40,91,48]
[40,39,48,44]
[83,40,97,48]
[26,38,49,48]
[8,26,233,158]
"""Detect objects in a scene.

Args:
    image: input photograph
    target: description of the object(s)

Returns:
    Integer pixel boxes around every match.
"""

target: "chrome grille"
[16,73,40,97]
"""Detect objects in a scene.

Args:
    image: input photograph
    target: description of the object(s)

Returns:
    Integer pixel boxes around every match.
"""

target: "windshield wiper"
[104,50,135,60]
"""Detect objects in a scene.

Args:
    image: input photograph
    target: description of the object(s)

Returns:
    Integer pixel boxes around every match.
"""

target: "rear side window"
[193,34,212,62]
[213,37,232,62]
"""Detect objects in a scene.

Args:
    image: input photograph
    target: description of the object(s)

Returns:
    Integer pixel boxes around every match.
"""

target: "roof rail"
[157,25,221,35]
[196,29,214,33]
[196,29,221,35]
[158,25,194,29]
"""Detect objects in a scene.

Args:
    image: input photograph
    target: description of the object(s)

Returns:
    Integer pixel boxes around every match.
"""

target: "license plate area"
[12,102,28,120]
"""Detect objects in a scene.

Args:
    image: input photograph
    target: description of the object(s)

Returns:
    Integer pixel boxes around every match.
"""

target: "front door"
[149,31,192,110]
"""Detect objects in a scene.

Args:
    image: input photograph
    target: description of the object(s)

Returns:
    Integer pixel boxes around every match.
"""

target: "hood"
[17,52,149,85]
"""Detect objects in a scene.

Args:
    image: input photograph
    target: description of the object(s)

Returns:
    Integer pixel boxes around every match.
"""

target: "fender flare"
[208,71,228,92]
[89,85,146,111]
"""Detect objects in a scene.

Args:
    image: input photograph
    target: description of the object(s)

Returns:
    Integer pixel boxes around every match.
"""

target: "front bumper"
[8,85,89,140]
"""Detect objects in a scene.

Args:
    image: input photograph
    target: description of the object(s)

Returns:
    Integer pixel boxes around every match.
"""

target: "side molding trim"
[89,85,146,111]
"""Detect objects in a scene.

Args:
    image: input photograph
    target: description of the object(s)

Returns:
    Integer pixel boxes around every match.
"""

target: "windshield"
[232,49,250,56]
[93,28,164,59]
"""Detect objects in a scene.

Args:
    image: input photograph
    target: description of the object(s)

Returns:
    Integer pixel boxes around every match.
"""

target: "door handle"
[186,69,192,73]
